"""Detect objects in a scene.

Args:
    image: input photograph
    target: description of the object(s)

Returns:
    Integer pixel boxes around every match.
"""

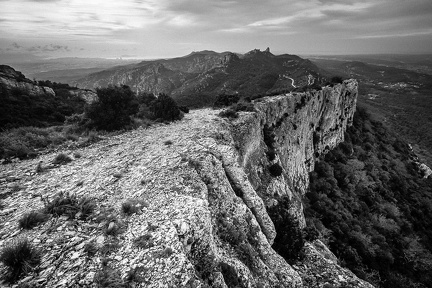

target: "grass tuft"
[121,199,148,216]
[133,234,154,249]
[18,211,48,229]
[0,239,41,283]
[52,153,72,165]
[43,192,95,219]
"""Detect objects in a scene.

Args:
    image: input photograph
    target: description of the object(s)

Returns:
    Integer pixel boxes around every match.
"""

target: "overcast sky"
[1,0,431,59]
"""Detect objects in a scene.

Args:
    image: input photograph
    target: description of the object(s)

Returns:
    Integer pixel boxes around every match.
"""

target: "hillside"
[0,65,96,129]
[305,106,432,287]
[75,49,328,107]
[0,81,371,287]
[309,57,432,167]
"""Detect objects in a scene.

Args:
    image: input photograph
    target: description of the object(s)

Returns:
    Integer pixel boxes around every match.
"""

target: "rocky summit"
[0,80,373,287]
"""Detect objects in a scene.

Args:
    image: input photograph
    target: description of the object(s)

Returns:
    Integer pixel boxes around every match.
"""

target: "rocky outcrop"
[0,80,372,287]
[0,65,55,97]
[0,65,96,103]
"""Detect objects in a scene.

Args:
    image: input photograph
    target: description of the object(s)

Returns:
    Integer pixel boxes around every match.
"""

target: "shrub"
[268,197,304,263]
[18,211,48,229]
[0,239,41,283]
[330,76,344,84]
[269,163,283,177]
[52,153,72,165]
[85,85,139,131]
[100,239,121,255]
[150,93,183,122]
[219,109,238,119]
[84,241,98,257]
[178,106,190,113]
[121,199,147,216]
[44,192,95,219]
[220,262,242,288]
[133,234,154,249]
[94,263,126,288]
[213,94,240,108]
[94,209,126,236]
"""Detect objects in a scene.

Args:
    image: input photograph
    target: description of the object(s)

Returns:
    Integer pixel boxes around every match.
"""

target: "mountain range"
[75,48,328,107]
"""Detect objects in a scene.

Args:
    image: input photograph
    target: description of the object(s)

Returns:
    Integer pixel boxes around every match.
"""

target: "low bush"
[268,197,304,264]
[84,241,98,257]
[18,211,48,229]
[213,94,240,108]
[121,199,148,216]
[133,234,154,249]
[94,262,126,288]
[219,109,238,119]
[44,192,95,219]
[0,239,41,283]
[268,163,283,177]
[150,93,183,122]
[52,153,72,165]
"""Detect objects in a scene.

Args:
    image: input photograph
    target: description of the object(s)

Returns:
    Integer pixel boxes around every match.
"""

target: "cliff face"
[0,80,372,287]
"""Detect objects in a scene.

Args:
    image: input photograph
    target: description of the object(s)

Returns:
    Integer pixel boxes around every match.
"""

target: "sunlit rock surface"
[0,80,373,287]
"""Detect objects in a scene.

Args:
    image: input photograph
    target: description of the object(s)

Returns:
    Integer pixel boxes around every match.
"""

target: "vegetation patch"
[268,197,305,264]
[0,239,41,283]
[305,106,432,288]
[94,260,126,288]
[52,153,73,165]
[133,234,154,249]
[18,211,49,230]
[220,262,245,288]
[121,199,147,216]
[268,163,283,177]
[43,192,95,219]
[83,241,98,257]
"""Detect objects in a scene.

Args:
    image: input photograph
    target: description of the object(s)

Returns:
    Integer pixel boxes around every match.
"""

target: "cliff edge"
[0,80,373,287]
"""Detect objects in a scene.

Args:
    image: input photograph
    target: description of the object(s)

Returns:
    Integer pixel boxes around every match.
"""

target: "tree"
[85,85,139,131]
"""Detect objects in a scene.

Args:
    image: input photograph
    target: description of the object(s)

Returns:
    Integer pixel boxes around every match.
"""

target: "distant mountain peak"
[244,48,274,58]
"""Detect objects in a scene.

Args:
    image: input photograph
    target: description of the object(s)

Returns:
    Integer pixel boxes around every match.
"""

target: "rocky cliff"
[0,65,55,97]
[0,65,96,103]
[0,80,373,287]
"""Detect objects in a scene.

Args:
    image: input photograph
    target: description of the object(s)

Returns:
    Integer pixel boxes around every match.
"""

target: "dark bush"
[18,211,48,229]
[94,263,126,288]
[52,153,72,165]
[269,163,283,177]
[220,262,243,288]
[330,76,344,84]
[219,109,238,119]
[213,94,240,108]
[178,106,190,113]
[0,239,41,283]
[85,85,139,131]
[121,199,147,216]
[150,93,183,122]
[44,193,95,219]
[268,197,305,263]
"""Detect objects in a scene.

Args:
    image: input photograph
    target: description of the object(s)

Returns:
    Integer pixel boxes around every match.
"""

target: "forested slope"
[305,106,432,288]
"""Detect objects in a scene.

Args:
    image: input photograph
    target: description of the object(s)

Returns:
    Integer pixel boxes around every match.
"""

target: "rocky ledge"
[0,80,373,287]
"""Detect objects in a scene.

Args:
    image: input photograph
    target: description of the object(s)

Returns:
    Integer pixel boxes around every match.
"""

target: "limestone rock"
[0,80,372,287]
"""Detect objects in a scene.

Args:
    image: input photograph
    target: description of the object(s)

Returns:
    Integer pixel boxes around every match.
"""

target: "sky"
[0,0,432,59]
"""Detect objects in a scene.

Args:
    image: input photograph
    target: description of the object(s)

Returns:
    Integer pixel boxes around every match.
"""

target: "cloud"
[28,44,70,52]
[1,0,432,56]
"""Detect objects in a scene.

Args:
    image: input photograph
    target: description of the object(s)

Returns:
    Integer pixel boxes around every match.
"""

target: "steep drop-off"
[0,80,371,287]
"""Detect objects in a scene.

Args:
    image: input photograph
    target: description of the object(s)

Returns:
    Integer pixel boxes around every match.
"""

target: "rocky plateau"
[0,79,374,287]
